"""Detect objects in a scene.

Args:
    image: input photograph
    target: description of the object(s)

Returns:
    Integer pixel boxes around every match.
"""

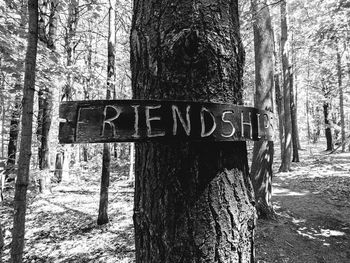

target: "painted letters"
[145,105,165,138]
[101,105,122,137]
[172,105,191,136]
[221,111,235,138]
[201,107,216,137]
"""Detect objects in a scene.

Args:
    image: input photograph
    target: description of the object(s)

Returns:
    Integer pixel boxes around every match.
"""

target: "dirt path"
[256,152,350,263]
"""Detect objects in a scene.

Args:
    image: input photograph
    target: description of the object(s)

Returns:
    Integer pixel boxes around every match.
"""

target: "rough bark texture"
[131,0,256,262]
[250,0,275,220]
[10,0,38,262]
[279,0,292,172]
[323,102,333,151]
[97,0,116,225]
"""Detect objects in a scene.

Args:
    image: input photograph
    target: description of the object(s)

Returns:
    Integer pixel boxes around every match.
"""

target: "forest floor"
[1,141,350,263]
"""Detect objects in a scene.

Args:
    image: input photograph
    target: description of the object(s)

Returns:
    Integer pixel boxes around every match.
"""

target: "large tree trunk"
[97,0,116,226]
[10,0,38,261]
[250,0,275,220]
[279,0,292,172]
[323,102,333,151]
[131,1,255,262]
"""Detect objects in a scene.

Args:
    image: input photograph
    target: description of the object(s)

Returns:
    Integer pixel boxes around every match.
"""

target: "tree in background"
[6,90,21,176]
[279,0,293,172]
[131,0,255,261]
[97,0,116,226]
[250,0,276,219]
[11,0,39,261]
[37,0,58,192]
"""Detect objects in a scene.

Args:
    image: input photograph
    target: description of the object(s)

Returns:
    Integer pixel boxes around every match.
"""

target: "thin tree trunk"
[0,221,3,263]
[10,0,38,261]
[323,102,333,151]
[0,75,5,158]
[250,0,276,220]
[131,0,255,261]
[337,44,345,152]
[290,68,299,162]
[291,33,301,150]
[275,74,284,160]
[6,92,21,176]
[306,51,311,142]
[128,143,134,183]
[37,0,57,192]
[279,0,292,172]
[97,0,116,225]
[56,0,79,182]
[97,143,110,225]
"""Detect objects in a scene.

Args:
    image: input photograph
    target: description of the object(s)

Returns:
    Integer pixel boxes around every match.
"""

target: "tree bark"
[10,0,38,261]
[323,102,333,151]
[250,0,275,220]
[279,0,292,172]
[97,0,116,226]
[131,1,255,262]
[0,221,3,263]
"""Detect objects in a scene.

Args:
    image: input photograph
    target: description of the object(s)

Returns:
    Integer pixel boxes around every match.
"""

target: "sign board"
[59,100,274,144]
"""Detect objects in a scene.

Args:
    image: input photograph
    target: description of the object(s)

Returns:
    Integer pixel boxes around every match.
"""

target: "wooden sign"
[59,100,274,144]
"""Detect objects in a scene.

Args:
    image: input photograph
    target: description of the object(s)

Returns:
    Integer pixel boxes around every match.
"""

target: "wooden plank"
[59,100,275,144]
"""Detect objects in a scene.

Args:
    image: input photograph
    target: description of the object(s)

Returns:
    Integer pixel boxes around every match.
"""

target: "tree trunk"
[306,51,311,142]
[279,0,292,172]
[290,68,299,162]
[128,143,134,183]
[56,0,79,182]
[97,143,110,225]
[0,222,3,263]
[131,1,255,262]
[10,0,38,261]
[0,76,5,158]
[275,73,284,160]
[250,0,275,220]
[337,44,345,152]
[97,0,116,226]
[54,152,63,183]
[37,0,57,192]
[6,92,21,175]
[323,102,333,151]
